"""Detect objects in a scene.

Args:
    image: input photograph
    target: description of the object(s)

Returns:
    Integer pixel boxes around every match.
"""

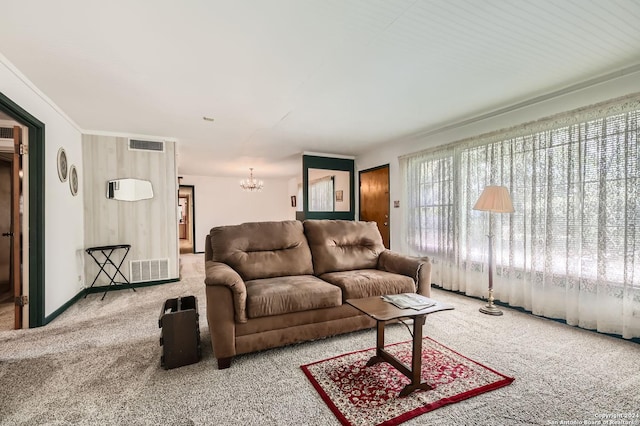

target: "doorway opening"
[0,124,24,330]
[178,185,195,254]
[1,92,45,328]
[359,164,390,249]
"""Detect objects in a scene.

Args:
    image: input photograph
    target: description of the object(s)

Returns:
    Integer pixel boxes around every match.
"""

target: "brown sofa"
[204,219,431,369]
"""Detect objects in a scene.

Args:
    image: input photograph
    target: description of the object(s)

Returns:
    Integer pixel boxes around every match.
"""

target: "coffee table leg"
[366,320,385,367]
[399,314,432,397]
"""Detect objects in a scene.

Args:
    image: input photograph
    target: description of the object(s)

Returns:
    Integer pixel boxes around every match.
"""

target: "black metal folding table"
[85,244,134,300]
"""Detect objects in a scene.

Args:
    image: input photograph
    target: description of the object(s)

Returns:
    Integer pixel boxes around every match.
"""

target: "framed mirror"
[299,154,354,220]
[307,168,350,212]
[106,178,154,201]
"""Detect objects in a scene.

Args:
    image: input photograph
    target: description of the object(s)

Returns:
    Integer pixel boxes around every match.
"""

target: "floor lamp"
[472,185,514,316]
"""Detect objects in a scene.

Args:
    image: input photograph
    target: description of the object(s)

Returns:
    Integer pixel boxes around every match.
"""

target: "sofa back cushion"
[303,220,386,275]
[209,221,314,281]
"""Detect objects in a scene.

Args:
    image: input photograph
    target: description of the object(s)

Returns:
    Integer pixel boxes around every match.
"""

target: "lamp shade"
[473,185,514,213]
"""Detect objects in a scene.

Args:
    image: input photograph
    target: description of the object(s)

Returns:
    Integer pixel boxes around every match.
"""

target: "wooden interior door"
[359,165,390,248]
[11,126,22,328]
[178,185,196,254]
[0,161,10,304]
[179,196,188,239]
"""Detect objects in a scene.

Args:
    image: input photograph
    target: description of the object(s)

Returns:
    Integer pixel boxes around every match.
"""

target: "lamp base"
[480,287,503,316]
[479,304,503,316]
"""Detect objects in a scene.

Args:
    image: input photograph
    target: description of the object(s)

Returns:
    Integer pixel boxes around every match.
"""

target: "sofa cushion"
[209,221,314,281]
[320,269,416,300]
[245,275,342,318]
[304,220,386,275]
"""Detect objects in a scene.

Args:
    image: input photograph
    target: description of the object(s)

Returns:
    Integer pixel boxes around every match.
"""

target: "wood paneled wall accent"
[82,135,178,284]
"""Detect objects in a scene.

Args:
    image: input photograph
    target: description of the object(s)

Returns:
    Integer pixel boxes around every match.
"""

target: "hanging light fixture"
[239,168,264,192]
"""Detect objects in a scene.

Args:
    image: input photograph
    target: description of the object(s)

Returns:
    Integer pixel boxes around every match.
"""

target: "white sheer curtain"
[309,176,334,211]
[296,183,303,212]
[401,95,640,339]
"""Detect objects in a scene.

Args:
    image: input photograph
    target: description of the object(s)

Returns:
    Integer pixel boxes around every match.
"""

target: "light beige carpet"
[0,254,638,425]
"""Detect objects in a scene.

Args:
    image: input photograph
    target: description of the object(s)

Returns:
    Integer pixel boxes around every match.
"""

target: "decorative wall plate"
[69,164,78,196]
[57,147,68,182]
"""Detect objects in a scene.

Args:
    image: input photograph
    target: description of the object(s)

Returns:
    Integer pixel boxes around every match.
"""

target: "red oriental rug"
[301,337,514,426]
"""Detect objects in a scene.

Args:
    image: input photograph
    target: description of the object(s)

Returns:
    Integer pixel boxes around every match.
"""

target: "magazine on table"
[381,293,438,310]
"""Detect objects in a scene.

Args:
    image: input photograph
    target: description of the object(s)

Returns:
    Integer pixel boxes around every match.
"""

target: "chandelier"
[240,168,264,192]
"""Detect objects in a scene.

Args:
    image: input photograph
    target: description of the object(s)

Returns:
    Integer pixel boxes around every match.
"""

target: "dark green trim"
[432,284,640,345]
[302,155,355,220]
[43,289,84,325]
[84,278,180,294]
[0,91,46,328]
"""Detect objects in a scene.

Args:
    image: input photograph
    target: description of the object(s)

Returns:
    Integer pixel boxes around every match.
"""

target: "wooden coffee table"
[346,295,454,397]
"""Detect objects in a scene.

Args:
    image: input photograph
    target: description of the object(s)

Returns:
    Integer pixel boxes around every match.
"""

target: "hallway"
[0,290,12,331]
[179,238,193,254]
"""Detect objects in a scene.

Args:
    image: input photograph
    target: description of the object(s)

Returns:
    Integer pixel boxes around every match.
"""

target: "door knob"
[384,222,388,226]
[2,232,13,237]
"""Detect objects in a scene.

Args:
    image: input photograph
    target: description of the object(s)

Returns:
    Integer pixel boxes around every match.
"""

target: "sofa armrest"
[377,250,432,297]
[204,260,247,323]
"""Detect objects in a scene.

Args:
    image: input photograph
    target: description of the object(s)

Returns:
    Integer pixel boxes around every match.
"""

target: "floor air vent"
[130,259,170,283]
[128,139,165,152]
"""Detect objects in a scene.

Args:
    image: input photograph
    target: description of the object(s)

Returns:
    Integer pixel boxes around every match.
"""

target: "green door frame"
[0,92,46,327]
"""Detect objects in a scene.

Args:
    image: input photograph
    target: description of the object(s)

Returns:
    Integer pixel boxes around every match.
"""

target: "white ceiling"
[1,0,640,177]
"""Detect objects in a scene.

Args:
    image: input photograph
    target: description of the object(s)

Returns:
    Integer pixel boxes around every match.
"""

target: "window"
[401,96,640,339]
[405,151,454,255]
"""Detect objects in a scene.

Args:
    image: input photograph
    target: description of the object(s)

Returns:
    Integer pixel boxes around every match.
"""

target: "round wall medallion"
[69,165,78,196]
[57,147,68,182]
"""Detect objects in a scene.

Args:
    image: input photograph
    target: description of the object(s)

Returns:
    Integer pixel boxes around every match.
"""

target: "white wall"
[180,175,295,253]
[288,176,301,211]
[0,54,85,317]
[356,71,640,253]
